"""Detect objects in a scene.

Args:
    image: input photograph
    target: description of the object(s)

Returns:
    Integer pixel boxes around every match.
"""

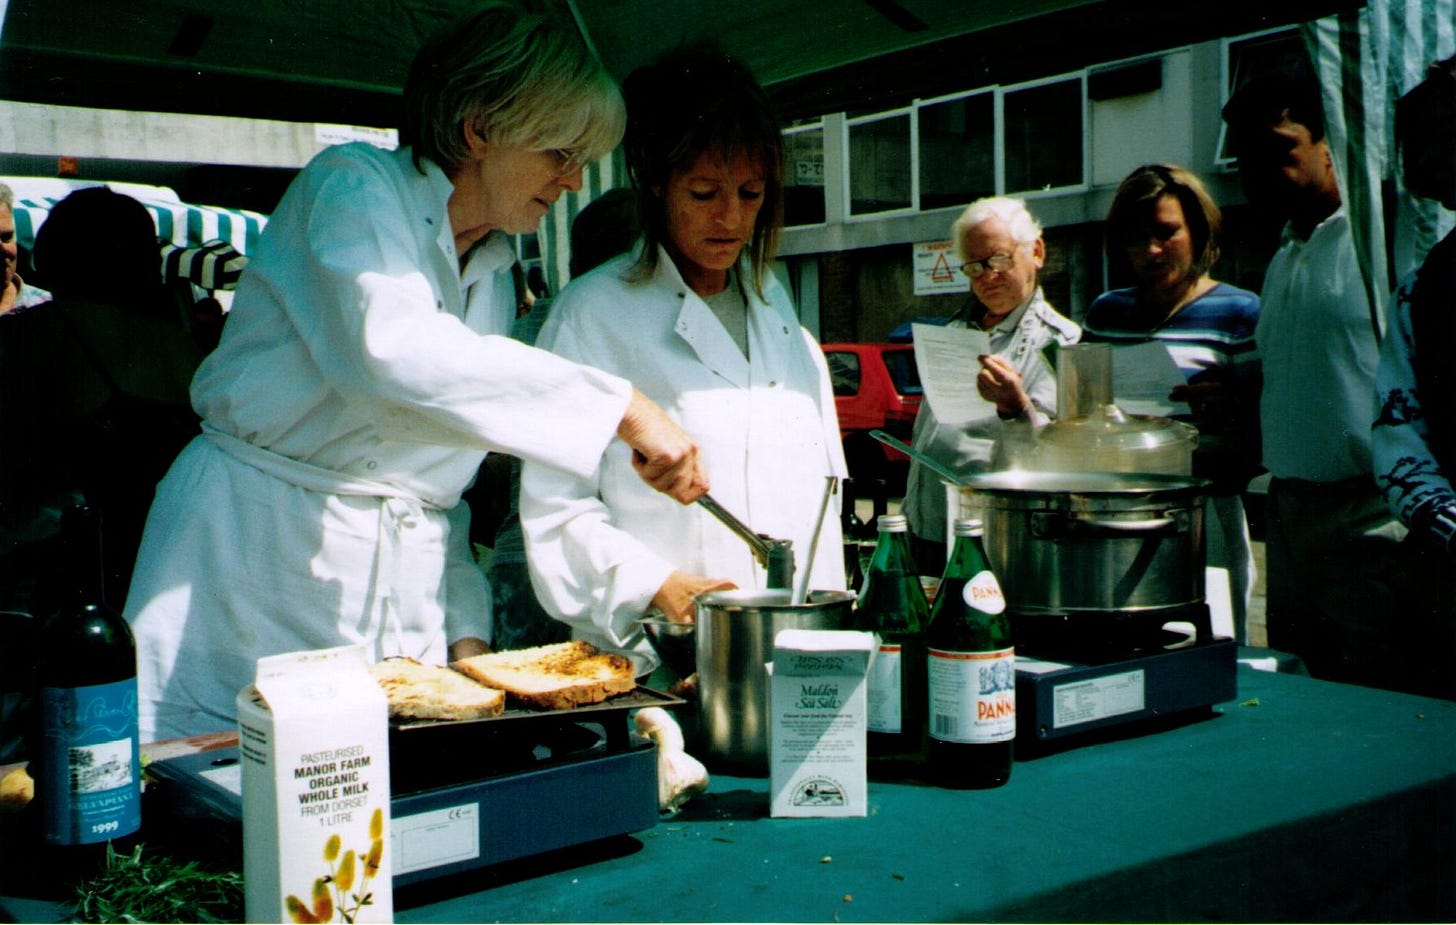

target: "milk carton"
[769,629,875,818]
[237,645,393,923]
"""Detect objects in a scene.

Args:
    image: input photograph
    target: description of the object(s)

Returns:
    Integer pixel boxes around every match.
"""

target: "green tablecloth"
[2,667,1450,923]
[397,666,1454,923]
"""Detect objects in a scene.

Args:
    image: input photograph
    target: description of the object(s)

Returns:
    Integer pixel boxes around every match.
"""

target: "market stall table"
[1,665,1451,923]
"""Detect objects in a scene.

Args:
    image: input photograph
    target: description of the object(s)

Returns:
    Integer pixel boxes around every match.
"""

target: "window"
[784,124,827,227]
[847,110,912,215]
[881,349,922,396]
[824,69,1092,217]
[1217,28,1305,164]
[1003,77,1085,193]
[918,91,995,212]
[826,350,862,397]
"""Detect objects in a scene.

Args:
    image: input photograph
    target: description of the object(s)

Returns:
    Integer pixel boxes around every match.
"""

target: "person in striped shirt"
[1083,164,1261,642]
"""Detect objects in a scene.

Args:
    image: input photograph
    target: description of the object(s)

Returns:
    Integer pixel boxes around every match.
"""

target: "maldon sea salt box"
[769,628,875,818]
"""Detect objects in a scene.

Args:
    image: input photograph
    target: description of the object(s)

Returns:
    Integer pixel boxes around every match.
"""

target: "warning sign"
[913,240,971,296]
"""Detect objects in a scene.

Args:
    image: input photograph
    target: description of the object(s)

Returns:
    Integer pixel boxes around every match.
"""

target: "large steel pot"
[963,471,1210,615]
[694,589,855,776]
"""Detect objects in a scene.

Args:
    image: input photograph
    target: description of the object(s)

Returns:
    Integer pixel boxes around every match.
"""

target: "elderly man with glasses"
[902,196,1081,572]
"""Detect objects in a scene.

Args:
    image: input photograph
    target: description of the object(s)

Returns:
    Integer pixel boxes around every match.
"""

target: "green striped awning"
[11,192,267,258]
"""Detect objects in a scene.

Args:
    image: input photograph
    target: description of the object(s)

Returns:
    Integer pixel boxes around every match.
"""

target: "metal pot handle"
[1030,511,1182,538]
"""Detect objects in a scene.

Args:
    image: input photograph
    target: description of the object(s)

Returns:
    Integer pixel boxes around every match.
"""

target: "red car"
[822,343,922,481]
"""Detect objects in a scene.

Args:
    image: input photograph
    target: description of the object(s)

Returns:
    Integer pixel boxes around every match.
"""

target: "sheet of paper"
[1110,341,1185,417]
[912,323,994,425]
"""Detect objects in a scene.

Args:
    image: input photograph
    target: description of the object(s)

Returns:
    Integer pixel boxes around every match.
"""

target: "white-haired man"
[903,196,1081,571]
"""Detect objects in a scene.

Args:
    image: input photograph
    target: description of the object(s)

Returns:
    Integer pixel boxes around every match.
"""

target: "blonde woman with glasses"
[124,3,707,741]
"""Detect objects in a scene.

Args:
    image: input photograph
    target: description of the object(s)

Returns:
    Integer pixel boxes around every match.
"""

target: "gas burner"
[1011,603,1238,754]
[1011,603,1216,664]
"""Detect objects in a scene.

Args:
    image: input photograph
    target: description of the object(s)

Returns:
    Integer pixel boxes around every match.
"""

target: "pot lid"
[962,469,1211,495]
[1037,403,1198,452]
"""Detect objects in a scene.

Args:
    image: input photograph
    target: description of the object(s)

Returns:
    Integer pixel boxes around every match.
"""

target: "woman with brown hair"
[1083,163,1262,641]
[521,44,847,664]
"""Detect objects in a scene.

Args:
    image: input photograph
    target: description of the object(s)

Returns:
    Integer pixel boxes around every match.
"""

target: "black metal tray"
[389,685,684,733]
[385,686,685,794]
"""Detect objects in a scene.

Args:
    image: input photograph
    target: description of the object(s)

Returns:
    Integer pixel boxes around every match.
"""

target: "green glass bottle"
[854,514,929,761]
[926,518,1014,789]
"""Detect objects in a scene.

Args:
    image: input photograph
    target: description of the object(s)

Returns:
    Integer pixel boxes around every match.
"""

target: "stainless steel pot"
[694,589,855,776]
[963,471,1210,615]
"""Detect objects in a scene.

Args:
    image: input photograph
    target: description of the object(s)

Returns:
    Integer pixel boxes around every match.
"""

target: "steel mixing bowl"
[638,616,696,679]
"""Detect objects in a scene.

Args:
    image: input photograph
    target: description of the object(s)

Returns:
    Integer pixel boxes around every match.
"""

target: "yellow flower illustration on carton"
[286,808,385,923]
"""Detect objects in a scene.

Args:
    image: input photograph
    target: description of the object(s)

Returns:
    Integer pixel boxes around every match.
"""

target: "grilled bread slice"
[369,656,506,721]
[451,640,636,710]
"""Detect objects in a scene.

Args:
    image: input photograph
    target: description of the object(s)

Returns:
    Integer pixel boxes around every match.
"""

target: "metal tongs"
[696,494,796,590]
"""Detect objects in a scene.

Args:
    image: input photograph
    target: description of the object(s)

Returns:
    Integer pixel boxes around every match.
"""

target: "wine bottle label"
[39,679,142,845]
[866,643,903,733]
[963,570,1005,614]
[927,647,1015,744]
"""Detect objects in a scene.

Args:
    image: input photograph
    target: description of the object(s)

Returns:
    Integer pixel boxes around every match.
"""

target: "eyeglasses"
[548,148,587,178]
[960,252,1016,279]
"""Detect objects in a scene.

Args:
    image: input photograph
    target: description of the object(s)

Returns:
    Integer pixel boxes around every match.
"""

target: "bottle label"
[927,647,1015,744]
[866,643,903,734]
[39,679,142,845]
[962,571,1005,614]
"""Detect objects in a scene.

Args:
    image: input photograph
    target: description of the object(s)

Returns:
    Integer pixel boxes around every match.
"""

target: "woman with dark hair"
[123,3,707,740]
[520,44,846,662]
[1082,164,1262,641]
[1372,55,1456,700]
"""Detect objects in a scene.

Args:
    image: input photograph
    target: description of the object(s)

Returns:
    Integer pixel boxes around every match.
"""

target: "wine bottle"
[31,504,142,876]
[853,513,929,763]
[926,518,1014,789]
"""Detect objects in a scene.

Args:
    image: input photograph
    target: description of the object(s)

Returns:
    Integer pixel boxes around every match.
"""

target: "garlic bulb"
[634,707,709,813]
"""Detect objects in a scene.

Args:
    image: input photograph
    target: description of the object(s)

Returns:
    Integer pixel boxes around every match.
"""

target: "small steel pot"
[694,589,855,776]
[964,471,1210,615]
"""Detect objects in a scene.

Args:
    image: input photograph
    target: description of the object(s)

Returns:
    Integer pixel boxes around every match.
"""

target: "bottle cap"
[953,518,984,536]
[875,513,909,532]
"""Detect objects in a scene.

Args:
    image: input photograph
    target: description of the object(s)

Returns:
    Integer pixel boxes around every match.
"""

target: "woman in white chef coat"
[124,4,708,741]
[520,44,848,661]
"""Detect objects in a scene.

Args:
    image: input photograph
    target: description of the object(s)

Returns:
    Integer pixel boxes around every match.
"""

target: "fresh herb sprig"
[72,843,244,924]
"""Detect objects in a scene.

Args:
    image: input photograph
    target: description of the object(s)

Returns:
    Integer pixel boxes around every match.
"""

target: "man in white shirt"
[1222,68,1406,691]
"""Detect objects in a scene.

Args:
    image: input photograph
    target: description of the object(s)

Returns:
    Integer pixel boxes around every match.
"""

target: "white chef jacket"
[125,142,633,740]
[520,247,848,659]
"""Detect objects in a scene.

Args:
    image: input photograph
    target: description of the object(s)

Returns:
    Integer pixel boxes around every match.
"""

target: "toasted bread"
[369,656,506,721]
[451,640,636,710]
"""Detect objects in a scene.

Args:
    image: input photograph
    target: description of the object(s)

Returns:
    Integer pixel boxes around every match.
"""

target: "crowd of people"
[0,1,1451,751]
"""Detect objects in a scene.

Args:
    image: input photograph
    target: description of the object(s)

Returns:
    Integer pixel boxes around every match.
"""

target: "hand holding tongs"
[696,494,795,589]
